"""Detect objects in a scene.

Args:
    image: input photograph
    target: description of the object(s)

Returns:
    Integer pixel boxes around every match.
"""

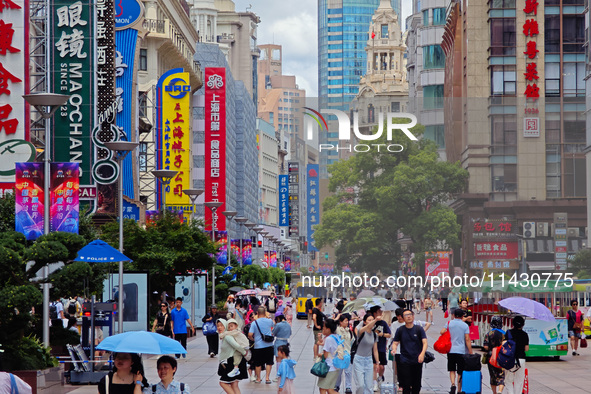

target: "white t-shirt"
[323,334,339,371]
[55,302,64,318]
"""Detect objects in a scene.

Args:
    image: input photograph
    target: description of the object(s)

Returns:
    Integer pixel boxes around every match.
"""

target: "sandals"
[265,380,272,384]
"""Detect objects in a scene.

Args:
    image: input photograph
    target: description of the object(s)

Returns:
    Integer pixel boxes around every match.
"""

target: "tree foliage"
[313,121,469,273]
[570,249,591,278]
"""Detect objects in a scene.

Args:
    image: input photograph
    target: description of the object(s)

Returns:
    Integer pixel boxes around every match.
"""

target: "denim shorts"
[568,330,582,339]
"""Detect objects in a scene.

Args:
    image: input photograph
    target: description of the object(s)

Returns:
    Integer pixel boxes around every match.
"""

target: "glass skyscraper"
[317,0,402,177]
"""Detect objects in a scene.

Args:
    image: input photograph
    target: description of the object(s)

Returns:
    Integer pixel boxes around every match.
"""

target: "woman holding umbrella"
[97,353,148,394]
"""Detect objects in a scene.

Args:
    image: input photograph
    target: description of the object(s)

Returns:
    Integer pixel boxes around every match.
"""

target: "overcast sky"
[233,0,412,97]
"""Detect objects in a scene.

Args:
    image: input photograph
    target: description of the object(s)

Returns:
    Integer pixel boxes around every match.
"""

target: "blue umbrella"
[499,297,555,322]
[74,239,132,263]
[96,331,187,355]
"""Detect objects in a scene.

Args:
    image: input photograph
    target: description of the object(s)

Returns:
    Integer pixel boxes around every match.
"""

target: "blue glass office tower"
[318,0,401,177]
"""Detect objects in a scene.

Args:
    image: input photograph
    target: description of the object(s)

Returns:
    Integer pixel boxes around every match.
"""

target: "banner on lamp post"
[49,162,79,234]
[15,162,44,240]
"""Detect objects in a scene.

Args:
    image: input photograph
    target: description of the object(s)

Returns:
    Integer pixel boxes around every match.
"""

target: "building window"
[423,45,445,69]
[490,0,516,8]
[490,19,516,55]
[139,48,147,71]
[433,8,446,25]
[139,142,147,172]
[545,15,560,53]
[491,114,517,155]
[269,112,274,124]
[492,164,517,192]
[424,125,445,148]
[138,91,147,117]
[545,62,560,96]
[391,102,400,112]
[422,10,429,26]
[491,65,516,96]
[368,104,375,123]
[562,15,584,53]
[423,85,444,109]
[562,61,585,96]
[381,24,388,38]
[546,144,561,198]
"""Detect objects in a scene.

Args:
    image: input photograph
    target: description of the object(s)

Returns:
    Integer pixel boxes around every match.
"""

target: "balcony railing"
[143,19,165,34]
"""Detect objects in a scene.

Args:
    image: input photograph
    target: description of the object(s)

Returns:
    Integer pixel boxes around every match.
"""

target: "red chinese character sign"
[472,220,516,238]
[156,68,192,220]
[473,242,518,259]
[204,67,227,231]
[0,0,30,186]
[523,117,539,137]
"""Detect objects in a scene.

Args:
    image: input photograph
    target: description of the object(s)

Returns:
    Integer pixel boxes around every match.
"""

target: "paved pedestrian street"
[50,308,589,394]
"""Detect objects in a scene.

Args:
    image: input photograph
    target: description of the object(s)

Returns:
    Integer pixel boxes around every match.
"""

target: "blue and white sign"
[115,0,144,30]
[122,200,140,221]
[307,164,319,252]
[279,175,289,226]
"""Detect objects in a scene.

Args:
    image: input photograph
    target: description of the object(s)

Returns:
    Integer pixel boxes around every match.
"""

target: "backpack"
[67,300,77,315]
[497,330,517,369]
[268,298,276,312]
[350,330,376,363]
[305,299,313,312]
[330,334,351,369]
[153,382,184,392]
[49,303,58,320]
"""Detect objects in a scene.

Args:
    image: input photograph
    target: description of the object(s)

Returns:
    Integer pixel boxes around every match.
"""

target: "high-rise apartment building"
[405,0,449,159]
[318,0,401,177]
[443,0,586,273]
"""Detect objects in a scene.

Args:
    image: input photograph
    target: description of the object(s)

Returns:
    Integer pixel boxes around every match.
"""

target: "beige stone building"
[443,0,586,274]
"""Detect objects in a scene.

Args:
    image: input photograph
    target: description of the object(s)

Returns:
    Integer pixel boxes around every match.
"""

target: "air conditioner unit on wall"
[536,222,548,237]
[523,222,536,238]
[568,227,579,238]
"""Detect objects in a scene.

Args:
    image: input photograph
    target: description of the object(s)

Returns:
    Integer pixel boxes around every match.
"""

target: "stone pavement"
[49,307,589,394]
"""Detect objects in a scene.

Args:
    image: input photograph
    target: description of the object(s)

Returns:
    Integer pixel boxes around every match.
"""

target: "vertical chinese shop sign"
[51,0,94,185]
[50,162,79,233]
[15,162,44,240]
[522,0,541,135]
[204,68,227,231]
[0,0,32,190]
[307,164,319,252]
[156,68,192,220]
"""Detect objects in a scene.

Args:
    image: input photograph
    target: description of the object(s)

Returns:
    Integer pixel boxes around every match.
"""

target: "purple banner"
[15,163,44,240]
[242,239,252,265]
[50,163,79,234]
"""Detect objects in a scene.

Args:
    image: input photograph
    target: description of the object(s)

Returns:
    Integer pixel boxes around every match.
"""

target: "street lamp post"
[253,225,263,265]
[104,141,139,334]
[182,188,205,222]
[234,217,248,266]
[259,230,269,266]
[151,169,178,214]
[23,93,70,347]
[205,201,223,306]
[221,211,237,266]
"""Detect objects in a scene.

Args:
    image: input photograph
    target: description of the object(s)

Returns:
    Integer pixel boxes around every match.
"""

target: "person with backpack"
[441,308,473,394]
[315,319,341,394]
[66,296,81,318]
[567,299,583,355]
[503,316,529,394]
[391,309,428,394]
[335,314,354,394]
[482,316,505,394]
[50,297,65,328]
[143,355,189,393]
[266,293,278,314]
[352,314,379,394]
[273,314,292,376]
[152,303,172,337]
[202,304,221,358]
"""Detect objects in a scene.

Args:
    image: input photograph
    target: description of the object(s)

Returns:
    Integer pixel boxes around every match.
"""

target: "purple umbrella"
[498,297,555,322]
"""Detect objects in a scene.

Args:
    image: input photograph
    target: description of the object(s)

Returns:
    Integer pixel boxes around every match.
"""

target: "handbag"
[434,323,452,354]
[310,355,329,378]
[469,325,480,341]
[255,320,274,343]
[423,351,435,364]
[444,310,449,319]
[481,352,490,365]
[580,337,588,348]
[489,345,502,369]
[202,321,217,336]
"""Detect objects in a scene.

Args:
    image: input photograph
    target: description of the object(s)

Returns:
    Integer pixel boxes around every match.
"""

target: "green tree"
[569,249,591,278]
[314,121,469,273]
[0,191,15,233]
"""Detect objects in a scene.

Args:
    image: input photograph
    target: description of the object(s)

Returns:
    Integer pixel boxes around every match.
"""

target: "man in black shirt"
[460,299,472,326]
[391,309,427,394]
[312,298,325,359]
